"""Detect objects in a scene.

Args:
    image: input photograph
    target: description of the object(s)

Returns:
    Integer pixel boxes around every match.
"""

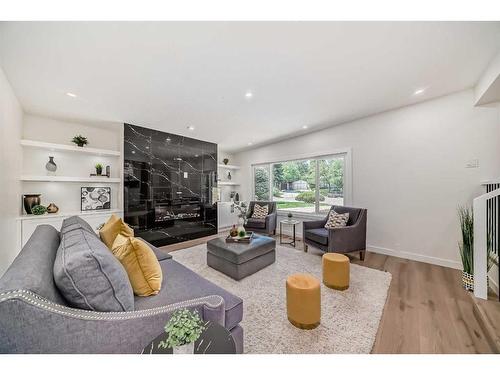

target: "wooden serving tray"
[225,231,255,243]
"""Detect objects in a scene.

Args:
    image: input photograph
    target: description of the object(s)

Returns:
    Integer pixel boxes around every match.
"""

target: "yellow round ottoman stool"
[286,273,321,330]
[322,253,350,290]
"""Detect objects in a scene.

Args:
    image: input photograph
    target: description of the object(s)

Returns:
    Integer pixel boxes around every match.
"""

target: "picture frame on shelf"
[81,187,111,211]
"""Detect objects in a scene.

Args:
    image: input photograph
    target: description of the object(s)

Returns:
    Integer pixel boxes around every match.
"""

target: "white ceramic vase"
[173,341,195,354]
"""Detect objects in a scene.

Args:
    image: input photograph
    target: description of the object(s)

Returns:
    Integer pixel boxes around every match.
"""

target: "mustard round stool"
[286,273,321,330]
[322,253,350,290]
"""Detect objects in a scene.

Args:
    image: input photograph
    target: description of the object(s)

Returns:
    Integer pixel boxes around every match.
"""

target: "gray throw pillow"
[60,215,98,238]
[54,226,134,312]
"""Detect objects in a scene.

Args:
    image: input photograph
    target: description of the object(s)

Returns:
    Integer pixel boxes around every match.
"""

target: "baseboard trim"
[367,245,462,270]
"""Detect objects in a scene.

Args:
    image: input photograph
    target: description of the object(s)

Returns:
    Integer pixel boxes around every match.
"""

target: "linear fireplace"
[123,124,218,247]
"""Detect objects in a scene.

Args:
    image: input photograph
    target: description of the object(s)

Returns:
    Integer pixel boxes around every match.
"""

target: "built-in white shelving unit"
[21,175,121,183]
[217,163,241,170]
[16,208,122,221]
[21,139,121,157]
[218,181,240,186]
[17,117,125,253]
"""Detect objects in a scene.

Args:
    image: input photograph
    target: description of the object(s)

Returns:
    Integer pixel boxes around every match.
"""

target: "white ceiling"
[1,22,499,153]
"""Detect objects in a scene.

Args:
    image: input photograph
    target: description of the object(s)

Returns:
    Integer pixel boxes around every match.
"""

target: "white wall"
[233,89,500,269]
[475,50,500,105]
[0,66,23,276]
[22,115,123,213]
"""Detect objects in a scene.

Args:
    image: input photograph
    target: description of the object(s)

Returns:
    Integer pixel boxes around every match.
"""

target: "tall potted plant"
[458,206,498,291]
[458,206,474,290]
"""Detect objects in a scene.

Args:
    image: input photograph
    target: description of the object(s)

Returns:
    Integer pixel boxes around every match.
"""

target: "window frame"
[251,148,352,218]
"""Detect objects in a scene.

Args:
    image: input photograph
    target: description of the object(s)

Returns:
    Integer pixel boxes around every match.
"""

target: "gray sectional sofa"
[0,224,243,353]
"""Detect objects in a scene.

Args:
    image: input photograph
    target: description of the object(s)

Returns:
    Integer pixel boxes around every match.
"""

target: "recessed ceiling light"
[166,137,171,142]
[414,88,425,95]
[302,125,308,129]
[247,142,253,146]
[194,154,199,158]
[187,126,195,131]
[131,150,136,154]
[66,92,77,98]
[245,91,253,99]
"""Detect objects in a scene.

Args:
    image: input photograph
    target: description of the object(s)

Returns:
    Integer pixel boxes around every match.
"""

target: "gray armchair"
[244,201,277,235]
[303,205,367,260]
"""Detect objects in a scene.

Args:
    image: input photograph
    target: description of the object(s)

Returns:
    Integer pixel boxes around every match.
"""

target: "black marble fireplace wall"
[123,123,218,247]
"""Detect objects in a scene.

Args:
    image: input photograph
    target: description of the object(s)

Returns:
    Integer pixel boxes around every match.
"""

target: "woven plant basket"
[462,271,474,291]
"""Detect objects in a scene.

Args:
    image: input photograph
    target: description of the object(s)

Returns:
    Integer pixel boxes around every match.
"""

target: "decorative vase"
[227,171,232,180]
[288,212,293,219]
[462,271,474,291]
[237,217,246,236]
[223,158,229,165]
[230,224,238,237]
[172,341,195,354]
[96,166,102,175]
[45,156,57,175]
[23,194,41,214]
[47,203,59,214]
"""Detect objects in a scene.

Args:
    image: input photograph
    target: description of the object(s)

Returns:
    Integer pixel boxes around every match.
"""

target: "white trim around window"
[250,147,353,216]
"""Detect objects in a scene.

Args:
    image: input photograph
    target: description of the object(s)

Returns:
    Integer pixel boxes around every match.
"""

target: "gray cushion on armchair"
[246,217,266,229]
[305,228,329,245]
[53,216,134,312]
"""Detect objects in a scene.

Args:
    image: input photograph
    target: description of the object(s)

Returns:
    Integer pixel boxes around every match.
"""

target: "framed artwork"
[81,187,111,211]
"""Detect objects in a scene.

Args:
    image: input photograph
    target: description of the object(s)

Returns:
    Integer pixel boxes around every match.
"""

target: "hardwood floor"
[159,233,499,354]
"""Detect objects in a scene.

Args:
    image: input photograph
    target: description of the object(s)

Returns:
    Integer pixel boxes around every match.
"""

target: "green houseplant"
[458,205,497,291]
[95,163,103,176]
[458,206,474,290]
[158,308,205,354]
[31,205,47,215]
[71,135,88,147]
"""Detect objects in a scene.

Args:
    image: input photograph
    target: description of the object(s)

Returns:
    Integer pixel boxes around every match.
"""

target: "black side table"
[141,320,236,354]
[279,219,300,247]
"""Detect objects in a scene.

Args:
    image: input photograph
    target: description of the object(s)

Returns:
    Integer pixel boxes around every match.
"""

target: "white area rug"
[171,244,392,354]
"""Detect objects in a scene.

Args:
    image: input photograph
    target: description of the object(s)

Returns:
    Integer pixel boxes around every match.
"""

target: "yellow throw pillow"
[111,234,163,296]
[99,214,134,249]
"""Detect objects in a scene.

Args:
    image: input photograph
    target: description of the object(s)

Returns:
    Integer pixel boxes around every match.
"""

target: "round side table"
[280,219,300,247]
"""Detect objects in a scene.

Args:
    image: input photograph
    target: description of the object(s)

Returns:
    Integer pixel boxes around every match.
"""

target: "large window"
[254,165,270,201]
[252,153,346,215]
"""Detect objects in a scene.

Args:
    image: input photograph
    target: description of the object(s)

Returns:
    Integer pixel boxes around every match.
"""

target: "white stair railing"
[473,186,500,299]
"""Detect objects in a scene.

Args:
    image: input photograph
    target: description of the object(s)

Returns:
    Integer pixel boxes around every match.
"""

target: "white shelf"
[17,209,122,221]
[218,164,240,170]
[218,181,240,186]
[21,175,121,183]
[21,139,121,157]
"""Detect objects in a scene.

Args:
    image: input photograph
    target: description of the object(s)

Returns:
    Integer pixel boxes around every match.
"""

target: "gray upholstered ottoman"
[207,234,276,280]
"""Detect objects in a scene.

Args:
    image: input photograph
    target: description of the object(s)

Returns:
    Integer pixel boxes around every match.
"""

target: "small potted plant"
[72,135,88,147]
[158,308,205,354]
[95,163,103,176]
[31,205,47,216]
